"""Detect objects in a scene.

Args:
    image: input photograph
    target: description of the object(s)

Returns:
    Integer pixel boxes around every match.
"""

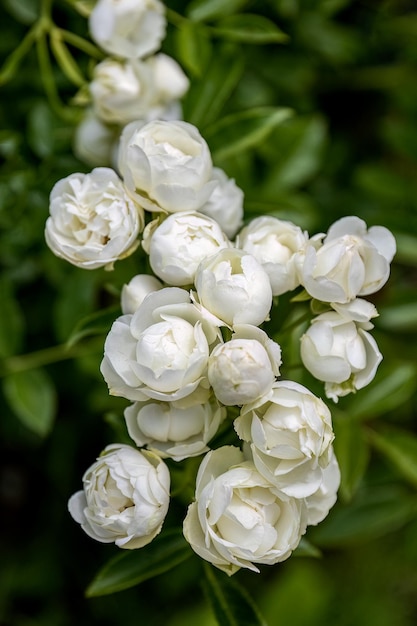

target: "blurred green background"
[1,0,417,624]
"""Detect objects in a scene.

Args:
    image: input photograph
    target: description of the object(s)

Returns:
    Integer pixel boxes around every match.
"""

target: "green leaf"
[344,362,417,421]
[65,305,120,349]
[3,0,39,24]
[187,0,248,22]
[206,107,293,162]
[262,115,327,192]
[174,21,212,77]
[54,270,98,342]
[2,368,56,437]
[27,100,55,159]
[203,563,267,626]
[183,47,244,129]
[367,427,417,490]
[392,232,417,266]
[212,14,288,44]
[333,415,370,502]
[309,484,417,547]
[86,530,192,597]
[0,278,25,358]
[376,302,417,332]
[293,537,322,558]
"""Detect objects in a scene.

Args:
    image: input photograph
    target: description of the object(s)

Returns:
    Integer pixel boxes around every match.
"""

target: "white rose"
[68,444,170,549]
[100,287,223,402]
[124,395,226,461]
[121,274,163,314]
[300,304,382,402]
[45,168,143,269]
[118,120,215,213]
[304,447,340,526]
[89,0,166,60]
[73,110,117,167]
[90,55,189,127]
[199,167,244,239]
[299,216,396,303]
[234,380,335,498]
[144,212,230,286]
[183,446,307,575]
[194,248,273,327]
[208,324,281,406]
[237,216,308,295]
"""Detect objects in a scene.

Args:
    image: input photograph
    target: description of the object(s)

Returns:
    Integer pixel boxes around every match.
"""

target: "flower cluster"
[48,0,396,578]
[74,0,189,167]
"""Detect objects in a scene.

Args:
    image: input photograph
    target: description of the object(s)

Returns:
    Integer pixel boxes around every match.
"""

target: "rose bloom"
[300,299,382,402]
[118,119,215,213]
[68,444,170,549]
[143,211,230,286]
[121,274,163,314]
[237,216,308,296]
[194,248,273,327]
[89,0,166,60]
[101,287,223,402]
[208,324,281,406]
[45,168,143,269]
[73,110,118,167]
[124,394,226,461]
[199,167,244,239]
[234,380,335,498]
[90,54,189,126]
[298,216,396,303]
[183,446,307,575]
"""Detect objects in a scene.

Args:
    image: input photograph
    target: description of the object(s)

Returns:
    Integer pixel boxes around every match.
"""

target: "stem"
[0,337,104,377]
[279,310,311,335]
[58,28,104,60]
[0,24,39,86]
[165,8,188,27]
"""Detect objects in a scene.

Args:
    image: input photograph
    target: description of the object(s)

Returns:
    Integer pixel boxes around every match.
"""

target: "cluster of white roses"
[47,0,396,578]
[74,0,189,167]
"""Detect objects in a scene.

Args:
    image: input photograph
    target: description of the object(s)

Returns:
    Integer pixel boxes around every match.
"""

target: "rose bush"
[68,444,170,549]
[45,167,143,269]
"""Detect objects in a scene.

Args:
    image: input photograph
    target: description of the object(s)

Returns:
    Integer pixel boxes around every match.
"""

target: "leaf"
[86,530,192,597]
[27,100,55,159]
[309,484,417,547]
[376,302,417,332]
[2,368,56,437]
[212,14,288,44]
[392,232,417,266]
[53,270,98,342]
[3,0,39,24]
[65,305,120,349]
[183,47,244,129]
[293,537,322,558]
[203,563,267,626]
[0,278,25,358]
[344,362,417,421]
[206,107,293,162]
[367,427,417,490]
[187,0,249,22]
[333,415,370,502]
[262,115,327,191]
[174,21,212,77]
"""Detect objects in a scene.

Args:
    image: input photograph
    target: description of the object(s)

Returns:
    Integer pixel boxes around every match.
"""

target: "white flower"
[194,248,273,327]
[208,324,281,406]
[234,381,335,498]
[73,110,117,167]
[45,168,143,269]
[89,0,166,60]
[237,216,308,296]
[304,447,340,526]
[100,287,223,402]
[124,395,226,461]
[90,54,189,126]
[121,274,163,314]
[183,446,307,575]
[299,216,396,303]
[300,301,382,402]
[68,444,170,549]
[143,212,230,287]
[118,120,215,213]
[199,167,244,239]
